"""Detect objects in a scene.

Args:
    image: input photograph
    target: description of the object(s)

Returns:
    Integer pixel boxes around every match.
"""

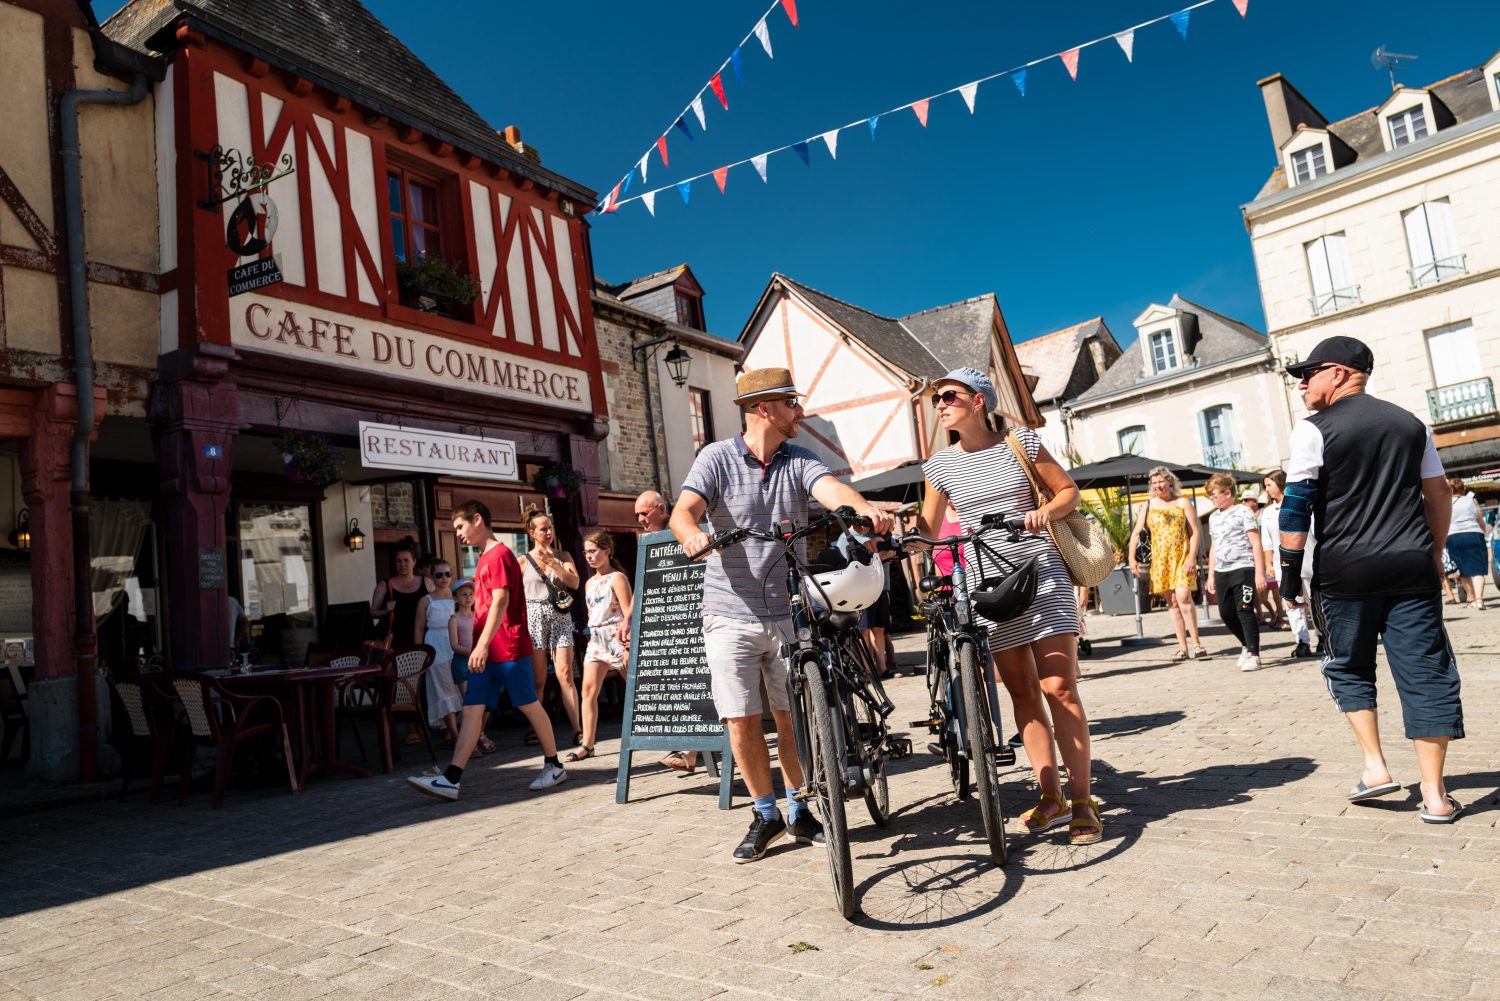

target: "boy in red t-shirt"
[408,500,567,799]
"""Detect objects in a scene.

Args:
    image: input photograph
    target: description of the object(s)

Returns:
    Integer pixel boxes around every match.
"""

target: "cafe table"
[198,663,384,787]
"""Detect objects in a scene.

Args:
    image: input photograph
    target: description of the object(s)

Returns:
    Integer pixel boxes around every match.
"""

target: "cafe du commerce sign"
[358,421,518,482]
[229,292,593,413]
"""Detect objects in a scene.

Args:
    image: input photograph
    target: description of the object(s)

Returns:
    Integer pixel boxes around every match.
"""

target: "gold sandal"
[1069,798,1103,846]
[1018,791,1070,833]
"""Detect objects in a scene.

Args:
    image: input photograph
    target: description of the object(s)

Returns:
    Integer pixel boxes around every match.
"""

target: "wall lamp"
[343,517,366,552]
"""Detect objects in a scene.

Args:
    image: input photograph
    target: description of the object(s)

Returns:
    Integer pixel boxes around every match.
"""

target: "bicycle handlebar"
[898,513,1029,551]
[689,505,860,561]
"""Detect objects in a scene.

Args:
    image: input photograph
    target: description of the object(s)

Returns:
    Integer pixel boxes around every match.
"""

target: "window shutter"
[1306,239,1334,298]
[1427,199,1460,262]
[1404,204,1436,266]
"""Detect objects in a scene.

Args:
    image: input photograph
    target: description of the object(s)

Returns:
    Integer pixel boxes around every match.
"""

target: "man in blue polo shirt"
[673,367,893,862]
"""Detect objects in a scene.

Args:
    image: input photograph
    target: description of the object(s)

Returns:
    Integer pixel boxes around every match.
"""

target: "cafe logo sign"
[358,422,519,482]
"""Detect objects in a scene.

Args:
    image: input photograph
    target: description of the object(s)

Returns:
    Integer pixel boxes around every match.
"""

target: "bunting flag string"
[601,0,1244,216]
[596,0,800,211]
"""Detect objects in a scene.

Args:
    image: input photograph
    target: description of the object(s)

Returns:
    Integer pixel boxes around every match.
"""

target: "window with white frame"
[1388,106,1430,148]
[1117,425,1146,455]
[1198,405,1239,469]
[1305,233,1358,315]
[1291,145,1328,184]
[1148,329,1178,373]
[1403,199,1465,287]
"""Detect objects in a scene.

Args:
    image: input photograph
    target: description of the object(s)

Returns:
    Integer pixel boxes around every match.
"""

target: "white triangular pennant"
[1115,29,1135,62]
[642,191,656,216]
[752,153,768,182]
[639,154,649,185]
[754,19,773,58]
[959,82,979,113]
[691,95,707,131]
[820,129,839,159]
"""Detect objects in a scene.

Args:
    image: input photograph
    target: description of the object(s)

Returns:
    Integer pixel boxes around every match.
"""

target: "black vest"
[1309,394,1439,598]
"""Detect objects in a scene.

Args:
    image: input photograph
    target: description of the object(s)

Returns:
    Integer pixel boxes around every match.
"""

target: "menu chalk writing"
[614,530,735,809]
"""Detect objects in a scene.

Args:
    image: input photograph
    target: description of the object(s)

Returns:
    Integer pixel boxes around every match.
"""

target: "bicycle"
[901,512,1037,867]
[697,507,911,919]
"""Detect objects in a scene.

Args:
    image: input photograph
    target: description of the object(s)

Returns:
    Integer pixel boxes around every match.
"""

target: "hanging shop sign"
[228,254,284,297]
[229,292,594,412]
[357,421,518,482]
[226,192,279,257]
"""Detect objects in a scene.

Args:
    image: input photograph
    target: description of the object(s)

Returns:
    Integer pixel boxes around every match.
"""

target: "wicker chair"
[108,674,179,801]
[169,675,300,808]
[336,644,433,773]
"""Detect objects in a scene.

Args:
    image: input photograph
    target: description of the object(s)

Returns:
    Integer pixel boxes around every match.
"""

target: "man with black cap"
[1278,336,1465,823]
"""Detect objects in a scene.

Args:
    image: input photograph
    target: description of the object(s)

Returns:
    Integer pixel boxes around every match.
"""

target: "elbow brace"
[1279,480,1318,535]
[1279,548,1305,602]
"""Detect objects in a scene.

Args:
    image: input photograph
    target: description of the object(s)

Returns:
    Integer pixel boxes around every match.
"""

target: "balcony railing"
[1201,445,1242,470]
[1309,285,1360,316]
[1409,254,1467,289]
[1427,377,1497,426]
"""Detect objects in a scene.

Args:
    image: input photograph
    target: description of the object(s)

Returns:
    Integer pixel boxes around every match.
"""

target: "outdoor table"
[198,664,384,786]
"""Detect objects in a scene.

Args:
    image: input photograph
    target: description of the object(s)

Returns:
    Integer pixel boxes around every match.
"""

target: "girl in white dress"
[566,530,633,762]
[414,559,464,745]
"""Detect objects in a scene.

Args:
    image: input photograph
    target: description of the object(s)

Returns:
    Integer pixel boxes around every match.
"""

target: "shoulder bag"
[1005,432,1115,587]
[524,553,575,612]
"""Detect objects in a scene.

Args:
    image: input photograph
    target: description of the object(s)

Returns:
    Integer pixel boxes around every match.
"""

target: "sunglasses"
[930,389,972,408]
[1298,364,1339,379]
[432,571,452,578]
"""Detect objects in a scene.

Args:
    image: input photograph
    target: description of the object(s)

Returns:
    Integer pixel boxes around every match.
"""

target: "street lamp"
[663,343,692,387]
[631,335,693,492]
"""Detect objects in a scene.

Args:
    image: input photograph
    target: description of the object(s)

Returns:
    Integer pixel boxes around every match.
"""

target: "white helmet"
[807,556,884,612]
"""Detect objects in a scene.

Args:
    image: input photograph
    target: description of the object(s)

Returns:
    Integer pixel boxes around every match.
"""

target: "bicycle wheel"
[841,636,889,826]
[958,640,1008,866]
[802,659,855,918]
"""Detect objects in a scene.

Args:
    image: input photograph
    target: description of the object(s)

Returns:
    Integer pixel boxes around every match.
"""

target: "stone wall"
[594,303,669,495]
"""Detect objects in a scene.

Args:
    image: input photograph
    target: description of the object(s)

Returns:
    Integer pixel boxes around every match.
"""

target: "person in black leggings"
[1204,474,1267,671]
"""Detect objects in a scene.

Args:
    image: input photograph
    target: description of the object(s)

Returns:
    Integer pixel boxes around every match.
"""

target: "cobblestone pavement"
[2,605,1497,1001]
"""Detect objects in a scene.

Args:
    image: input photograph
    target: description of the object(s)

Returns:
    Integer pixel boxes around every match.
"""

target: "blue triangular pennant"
[730,47,744,85]
[1011,68,1027,96]
[867,115,880,140]
[792,141,809,166]
[1171,10,1190,39]
[674,116,695,143]
[621,170,632,195]
[677,180,692,205]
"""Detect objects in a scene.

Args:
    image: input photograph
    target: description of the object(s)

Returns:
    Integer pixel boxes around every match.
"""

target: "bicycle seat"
[919,574,952,596]
[814,608,862,632]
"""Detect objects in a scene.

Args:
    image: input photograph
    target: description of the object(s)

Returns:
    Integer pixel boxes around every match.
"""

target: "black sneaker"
[732,813,787,863]
[1293,642,1314,659]
[790,813,825,845]
[1007,732,1024,748]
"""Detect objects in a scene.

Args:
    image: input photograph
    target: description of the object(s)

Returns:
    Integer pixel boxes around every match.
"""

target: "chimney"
[1257,75,1328,150]
[501,125,542,165]
[1086,336,1109,380]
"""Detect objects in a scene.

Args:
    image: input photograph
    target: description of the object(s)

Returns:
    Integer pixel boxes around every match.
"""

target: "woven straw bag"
[1004,432,1114,588]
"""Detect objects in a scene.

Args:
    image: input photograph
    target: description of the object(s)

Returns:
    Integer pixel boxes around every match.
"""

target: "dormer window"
[1148,329,1179,373]
[1389,105,1429,148]
[1291,145,1328,184]
[675,291,704,329]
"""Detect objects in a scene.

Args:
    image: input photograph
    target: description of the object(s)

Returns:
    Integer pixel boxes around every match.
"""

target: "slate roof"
[1015,317,1111,403]
[775,276,946,379]
[1255,64,1498,200]
[604,265,691,299]
[1069,295,1268,407]
[900,295,1003,375]
[102,0,594,203]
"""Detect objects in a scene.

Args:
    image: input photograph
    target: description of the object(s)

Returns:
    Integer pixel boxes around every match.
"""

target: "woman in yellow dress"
[1128,467,1207,661]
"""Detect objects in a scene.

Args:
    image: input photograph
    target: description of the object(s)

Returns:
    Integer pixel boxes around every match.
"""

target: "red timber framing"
[165,32,606,417]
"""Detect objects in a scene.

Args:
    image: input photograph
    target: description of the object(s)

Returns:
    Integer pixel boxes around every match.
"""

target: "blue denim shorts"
[462,658,538,711]
[1319,591,1463,740]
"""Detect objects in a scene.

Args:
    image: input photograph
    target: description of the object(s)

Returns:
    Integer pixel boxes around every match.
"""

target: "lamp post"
[631,334,692,494]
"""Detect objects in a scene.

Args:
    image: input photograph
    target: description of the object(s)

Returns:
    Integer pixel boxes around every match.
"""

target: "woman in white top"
[917,367,1101,847]
[414,559,463,744]
[1445,477,1487,610]
[522,508,582,744]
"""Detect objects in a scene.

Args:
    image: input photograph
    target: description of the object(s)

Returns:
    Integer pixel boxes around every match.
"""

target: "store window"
[688,387,714,453]
[237,502,318,629]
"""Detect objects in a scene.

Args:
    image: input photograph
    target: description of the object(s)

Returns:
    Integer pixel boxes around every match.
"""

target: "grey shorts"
[703,614,793,720]
[527,600,575,652]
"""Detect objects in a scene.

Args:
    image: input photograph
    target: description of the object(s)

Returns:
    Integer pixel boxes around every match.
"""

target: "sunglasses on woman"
[432,571,452,578]
[930,389,972,408]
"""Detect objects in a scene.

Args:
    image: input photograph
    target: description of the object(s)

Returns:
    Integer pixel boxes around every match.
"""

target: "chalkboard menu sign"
[614,529,735,809]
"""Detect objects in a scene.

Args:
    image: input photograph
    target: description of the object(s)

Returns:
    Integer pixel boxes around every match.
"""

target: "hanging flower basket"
[277,430,343,487]
[395,255,481,312]
[531,462,581,501]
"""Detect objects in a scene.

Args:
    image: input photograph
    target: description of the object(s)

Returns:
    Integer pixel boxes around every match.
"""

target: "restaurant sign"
[358,421,518,482]
[229,293,593,413]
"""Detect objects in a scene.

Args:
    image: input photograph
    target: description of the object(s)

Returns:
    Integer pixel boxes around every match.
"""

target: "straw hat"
[734,367,802,406]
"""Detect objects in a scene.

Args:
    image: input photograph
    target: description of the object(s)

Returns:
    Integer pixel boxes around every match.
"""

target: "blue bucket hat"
[935,367,999,414]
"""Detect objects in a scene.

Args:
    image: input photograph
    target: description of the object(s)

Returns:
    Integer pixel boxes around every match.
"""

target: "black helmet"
[972,556,1039,624]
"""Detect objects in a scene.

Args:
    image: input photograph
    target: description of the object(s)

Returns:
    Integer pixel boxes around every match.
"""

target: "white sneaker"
[408,774,459,801]
[1240,654,1262,672]
[1235,648,1250,669]
[529,763,568,791]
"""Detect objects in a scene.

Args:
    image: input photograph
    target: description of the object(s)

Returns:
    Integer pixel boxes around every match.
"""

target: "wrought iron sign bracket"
[196,145,296,209]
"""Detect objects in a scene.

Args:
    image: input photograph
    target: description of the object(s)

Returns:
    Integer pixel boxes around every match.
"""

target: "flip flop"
[1420,795,1464,824]
[659,753,695,774]
[1347,779,1401,803]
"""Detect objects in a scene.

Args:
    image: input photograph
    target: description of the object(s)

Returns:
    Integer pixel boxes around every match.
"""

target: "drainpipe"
[61,73,149,782]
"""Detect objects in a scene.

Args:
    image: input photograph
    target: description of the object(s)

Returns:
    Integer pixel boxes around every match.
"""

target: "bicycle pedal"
[908,719,940,729]
[885,737,913,760]
[994,746,1016,767]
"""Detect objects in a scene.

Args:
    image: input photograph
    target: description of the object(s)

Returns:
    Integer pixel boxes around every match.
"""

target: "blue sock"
[752,794,779,822]
[786,787,809,823]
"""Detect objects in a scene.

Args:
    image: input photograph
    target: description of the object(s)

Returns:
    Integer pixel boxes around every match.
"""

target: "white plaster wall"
[319,483,375,606]
[658,346,742,492]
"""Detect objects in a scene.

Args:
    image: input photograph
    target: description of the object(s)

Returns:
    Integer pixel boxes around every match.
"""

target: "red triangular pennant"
[911,99,929,127]
[780,0,798,28]
[603,183,621,213]
[656,135,669,168]
[1059,47,1080,80]
[1232,0,1249,15]
[713,166,728,193]
[709,73,728,110]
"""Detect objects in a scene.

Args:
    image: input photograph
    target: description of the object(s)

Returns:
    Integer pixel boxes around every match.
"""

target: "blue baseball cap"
[935,367,998,414]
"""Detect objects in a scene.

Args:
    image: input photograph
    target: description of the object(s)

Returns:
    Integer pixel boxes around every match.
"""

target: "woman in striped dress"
[918,367,1100,846]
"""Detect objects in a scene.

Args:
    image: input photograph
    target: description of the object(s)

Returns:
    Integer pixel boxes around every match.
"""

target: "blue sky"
[101,0,1500,348]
